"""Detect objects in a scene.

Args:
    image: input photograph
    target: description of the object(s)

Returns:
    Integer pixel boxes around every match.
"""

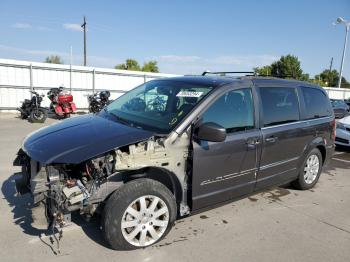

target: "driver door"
[191,88,261,210]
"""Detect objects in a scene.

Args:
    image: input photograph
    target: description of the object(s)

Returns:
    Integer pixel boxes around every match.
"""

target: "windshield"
[105,80,213,133]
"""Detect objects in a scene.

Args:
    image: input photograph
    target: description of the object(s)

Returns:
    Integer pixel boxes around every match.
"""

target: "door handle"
[246,138,261,148]
[265,136,278,143]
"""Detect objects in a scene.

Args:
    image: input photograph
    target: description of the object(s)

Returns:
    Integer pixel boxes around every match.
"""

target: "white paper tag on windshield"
[176,91,203,98]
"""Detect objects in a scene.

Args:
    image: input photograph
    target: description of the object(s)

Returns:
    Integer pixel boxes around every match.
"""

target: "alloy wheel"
[121,195,169,247]
[304,154,320,184]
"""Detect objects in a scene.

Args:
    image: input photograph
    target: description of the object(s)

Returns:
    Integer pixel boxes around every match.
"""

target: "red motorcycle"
[47,86,76,118]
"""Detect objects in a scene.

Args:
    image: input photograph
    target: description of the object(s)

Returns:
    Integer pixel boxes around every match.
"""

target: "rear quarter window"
[260,87,300,127]
[301,87,332,119]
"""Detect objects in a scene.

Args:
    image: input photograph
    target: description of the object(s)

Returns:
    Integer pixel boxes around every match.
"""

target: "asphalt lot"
[0,113,349,262]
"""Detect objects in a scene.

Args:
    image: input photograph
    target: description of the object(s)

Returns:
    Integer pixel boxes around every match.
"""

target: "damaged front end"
[14,130,191,227]
[13,120,191,253]
[14,149,122,231]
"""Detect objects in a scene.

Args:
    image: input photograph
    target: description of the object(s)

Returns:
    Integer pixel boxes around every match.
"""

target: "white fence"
[0,58,177,110]
[323,87,350,100]
[0,58,349,111]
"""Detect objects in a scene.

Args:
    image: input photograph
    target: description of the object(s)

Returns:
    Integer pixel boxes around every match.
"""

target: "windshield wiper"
[108,112,145,130]
[109,112,132,126]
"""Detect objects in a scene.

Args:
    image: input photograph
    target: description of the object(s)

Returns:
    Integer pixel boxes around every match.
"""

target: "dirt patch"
[261,187,291,202]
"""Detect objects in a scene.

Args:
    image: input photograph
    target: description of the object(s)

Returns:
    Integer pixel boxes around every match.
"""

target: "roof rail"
[201,71,256,76]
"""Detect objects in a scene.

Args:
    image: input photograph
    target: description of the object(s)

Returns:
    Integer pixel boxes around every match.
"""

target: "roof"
[156,75,235,87]
[157,75,321,89]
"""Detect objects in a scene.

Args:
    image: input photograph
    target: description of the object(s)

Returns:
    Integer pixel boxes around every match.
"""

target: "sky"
[0,0,349,79]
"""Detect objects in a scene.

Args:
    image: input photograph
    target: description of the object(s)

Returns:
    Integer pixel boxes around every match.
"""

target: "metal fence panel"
[323,87,350,100]
[2,58,350,111]
[0,58,177,110]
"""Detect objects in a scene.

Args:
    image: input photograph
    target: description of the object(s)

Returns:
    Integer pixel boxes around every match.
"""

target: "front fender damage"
[13,130,191,252]
[114,131,191,215]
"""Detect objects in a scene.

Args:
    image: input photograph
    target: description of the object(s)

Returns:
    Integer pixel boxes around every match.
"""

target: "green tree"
[115,59,141,71]
[308,77,327,86]
[142,60,159,73]
[254,54,306,80]
[341,77,350,88]
[253,65,272,76]
[115,59,160,73]
[315,69,339,87]
[44,55,63,64]
[300,73,310,82]
[270,54,303,79]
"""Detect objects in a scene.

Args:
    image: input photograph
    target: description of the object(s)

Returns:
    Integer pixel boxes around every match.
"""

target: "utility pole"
[70,46,73,92]
[329,57,333,72]
[328,57,333,87]
[81,16,87,66]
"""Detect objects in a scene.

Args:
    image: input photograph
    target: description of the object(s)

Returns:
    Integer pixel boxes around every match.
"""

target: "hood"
[22,113,154,164]
[339,115,350,125]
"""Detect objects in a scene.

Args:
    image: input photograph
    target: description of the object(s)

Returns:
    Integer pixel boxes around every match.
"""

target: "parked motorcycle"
[17,89,48,123]
[87,90,111,113]
[47,86,76,118]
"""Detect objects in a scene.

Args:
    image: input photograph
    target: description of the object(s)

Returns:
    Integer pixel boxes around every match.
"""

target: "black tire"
[20,112,28,119]
[102,178,177,250]
[292,148,323,190]
[29,108,47,123]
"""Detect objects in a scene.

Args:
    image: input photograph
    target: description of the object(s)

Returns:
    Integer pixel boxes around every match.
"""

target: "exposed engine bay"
[14,131,191,252]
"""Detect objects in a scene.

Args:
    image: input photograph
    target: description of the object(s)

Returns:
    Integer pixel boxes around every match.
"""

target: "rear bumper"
[324,144,335,167]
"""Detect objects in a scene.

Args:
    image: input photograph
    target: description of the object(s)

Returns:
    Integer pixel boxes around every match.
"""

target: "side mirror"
[195,122,226,142]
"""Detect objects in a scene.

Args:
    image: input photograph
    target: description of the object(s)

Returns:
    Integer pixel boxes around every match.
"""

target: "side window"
[260,87,299,127]
[202,88,254,133]
[302,87,332,119]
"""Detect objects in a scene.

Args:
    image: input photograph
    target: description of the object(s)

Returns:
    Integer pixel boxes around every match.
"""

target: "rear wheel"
[102,178,177,250]
[29,108,47,123]
[292,148,322,190]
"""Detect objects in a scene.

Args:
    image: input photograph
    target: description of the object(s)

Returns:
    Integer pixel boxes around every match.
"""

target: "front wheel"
[292,148,323,190]
[29,108,47,123]
[102,178,177,250]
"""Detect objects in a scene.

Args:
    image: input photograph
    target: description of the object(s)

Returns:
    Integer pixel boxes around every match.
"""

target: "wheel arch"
[123,167,184,205]
[301,137,327,166]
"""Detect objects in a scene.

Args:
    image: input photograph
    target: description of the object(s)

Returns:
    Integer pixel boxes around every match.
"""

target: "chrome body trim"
[200,168,256,186]
[261,116,332,130]
[259,157,299,171]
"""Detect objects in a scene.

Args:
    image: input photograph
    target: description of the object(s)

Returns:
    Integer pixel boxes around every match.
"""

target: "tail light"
[55,105,63,115]
[70,102,76,112]
[331,119,336,141]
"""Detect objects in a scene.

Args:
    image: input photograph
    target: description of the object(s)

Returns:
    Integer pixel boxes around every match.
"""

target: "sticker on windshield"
[176,91,203,98]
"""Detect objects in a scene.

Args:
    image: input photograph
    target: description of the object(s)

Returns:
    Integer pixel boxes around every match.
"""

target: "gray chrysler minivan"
[14,73,335,250]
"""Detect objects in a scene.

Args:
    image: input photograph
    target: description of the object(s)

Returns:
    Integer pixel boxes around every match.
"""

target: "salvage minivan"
[14,73,335,250]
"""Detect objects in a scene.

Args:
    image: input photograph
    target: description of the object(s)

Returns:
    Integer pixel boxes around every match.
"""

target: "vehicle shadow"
[47,111,87,120]
[1,173,47,236]
[73,215,111,249]
[335,144,350,153]
[2,172,110,249]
